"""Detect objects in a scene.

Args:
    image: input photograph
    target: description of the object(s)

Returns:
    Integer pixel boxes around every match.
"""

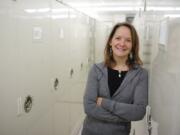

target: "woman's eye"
[126,39,131,42]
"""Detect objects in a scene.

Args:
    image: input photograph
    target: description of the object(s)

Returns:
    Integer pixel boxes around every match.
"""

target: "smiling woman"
[104,22,142,69]
[82,22,148,135]
[109,26,133,60]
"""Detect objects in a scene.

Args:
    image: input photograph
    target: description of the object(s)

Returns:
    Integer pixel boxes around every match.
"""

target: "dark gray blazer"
[82,62,148,135]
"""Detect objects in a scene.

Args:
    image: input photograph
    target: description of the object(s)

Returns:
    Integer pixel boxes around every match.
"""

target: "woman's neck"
[114,55,127,66]
[112,55,129,71]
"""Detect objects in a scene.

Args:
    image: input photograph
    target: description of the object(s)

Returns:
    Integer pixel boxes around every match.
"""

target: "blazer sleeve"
[101,69,148,121]
[84,64,128,123]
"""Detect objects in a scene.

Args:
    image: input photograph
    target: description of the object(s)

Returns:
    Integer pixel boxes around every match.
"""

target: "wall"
[94,21,109,63]
[150,18,180,135]
[132,13,162,135]
[0,0,54,134]
[0,0,105,135]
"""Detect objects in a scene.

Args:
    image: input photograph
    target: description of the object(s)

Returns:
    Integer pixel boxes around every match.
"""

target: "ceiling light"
[147,7,175,11]
[164,14,180,18]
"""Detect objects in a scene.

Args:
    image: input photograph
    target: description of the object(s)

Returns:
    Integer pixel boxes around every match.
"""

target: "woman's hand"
[96,97,103,106]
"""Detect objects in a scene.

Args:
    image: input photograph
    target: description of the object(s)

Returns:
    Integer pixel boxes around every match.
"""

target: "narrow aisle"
[1,0,180,135]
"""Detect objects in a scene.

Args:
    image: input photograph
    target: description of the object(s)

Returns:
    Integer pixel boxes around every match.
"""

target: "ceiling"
[61,0,180,22]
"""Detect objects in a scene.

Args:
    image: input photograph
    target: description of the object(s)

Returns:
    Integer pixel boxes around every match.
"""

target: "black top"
[108,67,128,97]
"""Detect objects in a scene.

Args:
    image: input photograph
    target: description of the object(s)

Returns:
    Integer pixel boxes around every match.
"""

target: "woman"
[82,22,148,135]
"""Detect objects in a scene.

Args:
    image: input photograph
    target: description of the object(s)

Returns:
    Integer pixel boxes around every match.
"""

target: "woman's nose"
[119,39,125,46]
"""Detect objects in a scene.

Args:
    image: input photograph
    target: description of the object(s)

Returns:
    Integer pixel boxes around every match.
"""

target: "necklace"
[114,64,127,78]
[118,70,122,78]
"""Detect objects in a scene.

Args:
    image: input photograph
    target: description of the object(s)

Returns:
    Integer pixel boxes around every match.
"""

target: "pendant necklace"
[116,64,127,78]
[118,70,122,78]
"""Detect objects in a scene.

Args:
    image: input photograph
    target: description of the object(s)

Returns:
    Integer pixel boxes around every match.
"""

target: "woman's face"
[110,26,132,59]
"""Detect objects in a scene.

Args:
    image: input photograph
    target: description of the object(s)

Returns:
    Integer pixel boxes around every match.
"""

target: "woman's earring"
[129,52,133,60]
[110,47,113,55]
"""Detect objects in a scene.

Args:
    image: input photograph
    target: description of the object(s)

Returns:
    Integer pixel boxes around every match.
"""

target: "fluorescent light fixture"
[37,8,50,13]
[69,14,77,18]
[147,7,174,11]
[25,8,50,13]
[68,2,142,7]
[175,7,180,11]
[51,14,76,19]
[68,6,180,12]
[51,14,69,19]
[95,7,141,11]
[81,6,180,12]
[25,9,36,13]
[164,14,180,18]
[77,6,142,12]
[52,8,69,13]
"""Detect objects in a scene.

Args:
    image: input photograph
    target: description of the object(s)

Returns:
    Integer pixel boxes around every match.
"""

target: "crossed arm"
[83,65,128,123]
[84,64,148,122]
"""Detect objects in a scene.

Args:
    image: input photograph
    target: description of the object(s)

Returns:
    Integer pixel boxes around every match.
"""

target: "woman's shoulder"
[132,64,148,76]
[89,61,105,70]
[136,65,148,78]
[94,62,105,69]
[89,62,106,78]
[133,64,148,71]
